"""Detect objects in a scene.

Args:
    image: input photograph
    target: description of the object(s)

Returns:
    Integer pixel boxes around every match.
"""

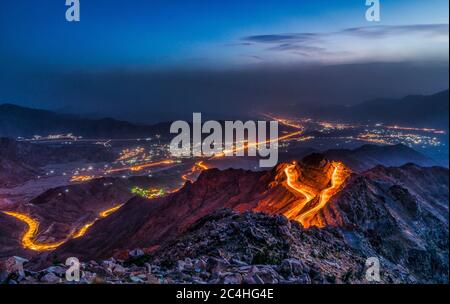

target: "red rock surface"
[44,155,351,262]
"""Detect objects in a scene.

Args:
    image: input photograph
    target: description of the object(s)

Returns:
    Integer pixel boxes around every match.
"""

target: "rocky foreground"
[0,210,383,284]
[1,206,448,284]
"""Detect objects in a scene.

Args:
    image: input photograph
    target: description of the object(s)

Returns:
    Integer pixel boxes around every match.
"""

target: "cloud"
[266,44,326,53]
[243,33,320,44]
[341,24,449,38]
[238,24,449,63]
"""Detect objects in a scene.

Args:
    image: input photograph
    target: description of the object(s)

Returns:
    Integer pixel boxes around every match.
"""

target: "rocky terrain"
[2,208,445,284]
[0,151,448,284]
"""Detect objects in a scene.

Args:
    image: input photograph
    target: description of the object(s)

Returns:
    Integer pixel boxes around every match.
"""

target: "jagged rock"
[5,256,28,277]
[294,274,311,284]
[230,258,248,267]
[86,265,112,278]
[112,264,127,275]
[206,257,229,274]
[82,271,97,284]
[252,273,265,284]
[45,265,66,277]
[194,259,207,273]
[40,272,61,283]
[129,275,144,283]
[101,259,116,272]
[222,273,243,284]
[299,153,335,190]
[279,258,308,278]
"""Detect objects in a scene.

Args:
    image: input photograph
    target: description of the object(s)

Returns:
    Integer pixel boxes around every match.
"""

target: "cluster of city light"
[18,133,82,141]
[318,121,358,130]
[385,125,446,135]
[356,129,443,146]
[131,186,165,199]
[117,147,145,161]
[262,113,446,148]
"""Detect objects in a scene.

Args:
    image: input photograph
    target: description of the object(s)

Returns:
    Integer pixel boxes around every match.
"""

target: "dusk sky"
[0,0,448,123]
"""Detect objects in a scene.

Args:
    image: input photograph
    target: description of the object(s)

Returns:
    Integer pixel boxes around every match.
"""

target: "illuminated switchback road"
[3,212,66,251]
[3,204,124,251]
[298,162,347,228]
[283,162,348,228]
[282,163,316,219]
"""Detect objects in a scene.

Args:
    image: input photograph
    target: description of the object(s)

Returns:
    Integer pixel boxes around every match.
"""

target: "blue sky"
[1,0,448,69]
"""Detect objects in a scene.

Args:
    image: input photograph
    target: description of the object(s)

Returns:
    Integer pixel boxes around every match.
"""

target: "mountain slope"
[349,90,449,128]
[323,144,437,172]
[287,90,449,129]
[38,157,448,283]
[0,104,169,139]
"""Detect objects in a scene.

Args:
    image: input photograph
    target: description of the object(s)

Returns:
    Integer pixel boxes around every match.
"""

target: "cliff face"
[316,164,449,283]
[299,153,335,189]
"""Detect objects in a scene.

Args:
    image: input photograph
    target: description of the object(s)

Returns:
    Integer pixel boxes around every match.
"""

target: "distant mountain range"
[281,143,439,172]
[323,143,438,172]
[283,90,449,129]
[1,89,448,138]
[0,104,170,139]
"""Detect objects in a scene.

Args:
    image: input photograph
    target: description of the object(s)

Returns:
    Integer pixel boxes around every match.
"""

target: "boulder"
[40,272,62,283]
